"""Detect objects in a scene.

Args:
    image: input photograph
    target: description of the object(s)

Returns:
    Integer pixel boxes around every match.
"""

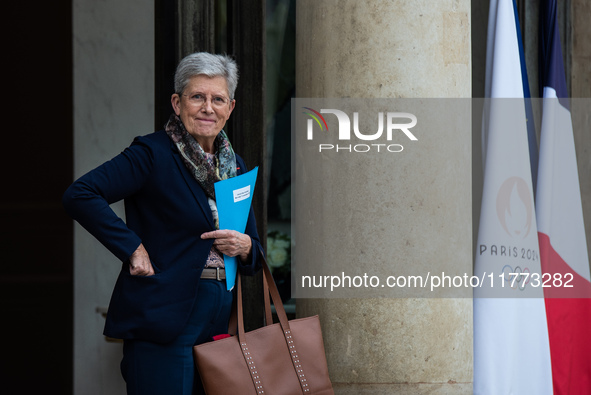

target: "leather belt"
[201,267,226,281]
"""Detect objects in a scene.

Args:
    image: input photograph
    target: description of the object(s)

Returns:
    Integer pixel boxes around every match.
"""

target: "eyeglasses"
[182,93,231,108]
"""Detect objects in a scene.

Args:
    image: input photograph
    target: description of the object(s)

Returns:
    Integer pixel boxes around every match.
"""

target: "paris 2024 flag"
[473,0,552,394]
[537,0,591,393]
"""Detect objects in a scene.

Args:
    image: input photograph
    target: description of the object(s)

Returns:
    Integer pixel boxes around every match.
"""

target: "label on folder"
[233,185,251,203]
[213,166,258,290]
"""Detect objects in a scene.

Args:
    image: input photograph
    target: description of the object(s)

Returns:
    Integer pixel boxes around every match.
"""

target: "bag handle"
[263,273,273,325]
[227,251,273,336]
[236,251,290,337]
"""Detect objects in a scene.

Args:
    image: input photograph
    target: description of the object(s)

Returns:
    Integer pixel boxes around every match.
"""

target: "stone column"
[295,1,473,394]
[571,0,591,265]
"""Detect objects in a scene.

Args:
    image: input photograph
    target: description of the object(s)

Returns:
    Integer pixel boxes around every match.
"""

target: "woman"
[63,52,263,394]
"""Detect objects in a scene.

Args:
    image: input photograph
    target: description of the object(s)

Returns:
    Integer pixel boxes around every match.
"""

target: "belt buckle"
[216,267,221,281]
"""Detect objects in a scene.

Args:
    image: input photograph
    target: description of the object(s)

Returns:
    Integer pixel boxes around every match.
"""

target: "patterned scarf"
[165,113,237,230]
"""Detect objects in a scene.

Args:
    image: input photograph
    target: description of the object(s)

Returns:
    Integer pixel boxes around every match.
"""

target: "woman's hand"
[201,230,252,262]
[129,243,155,276]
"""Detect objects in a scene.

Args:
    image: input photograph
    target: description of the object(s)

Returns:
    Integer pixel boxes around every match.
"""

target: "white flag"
[473,0,552,393]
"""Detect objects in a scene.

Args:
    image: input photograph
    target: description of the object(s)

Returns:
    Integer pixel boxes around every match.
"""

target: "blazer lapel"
[170,143,215,229]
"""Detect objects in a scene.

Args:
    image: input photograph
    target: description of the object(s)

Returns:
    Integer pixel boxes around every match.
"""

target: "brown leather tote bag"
[193,254,334,395]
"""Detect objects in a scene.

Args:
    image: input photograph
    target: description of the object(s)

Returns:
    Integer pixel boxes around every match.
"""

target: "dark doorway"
[0,2,73,394]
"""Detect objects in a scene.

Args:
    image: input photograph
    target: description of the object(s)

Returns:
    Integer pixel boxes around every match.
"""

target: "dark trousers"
[120,279,233,395]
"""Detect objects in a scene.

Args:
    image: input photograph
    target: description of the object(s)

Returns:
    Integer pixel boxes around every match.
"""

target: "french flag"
[537,0,591,393]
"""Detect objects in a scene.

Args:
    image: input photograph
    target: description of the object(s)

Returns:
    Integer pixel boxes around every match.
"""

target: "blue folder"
[213,166,258,290]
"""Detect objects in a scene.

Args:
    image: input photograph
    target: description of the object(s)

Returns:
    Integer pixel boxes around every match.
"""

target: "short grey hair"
[174,52,239,99]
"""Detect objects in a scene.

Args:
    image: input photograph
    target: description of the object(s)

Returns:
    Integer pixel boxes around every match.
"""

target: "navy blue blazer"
[63,130,263,343]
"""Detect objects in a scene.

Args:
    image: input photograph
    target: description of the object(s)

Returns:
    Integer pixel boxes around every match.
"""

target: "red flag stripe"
[539,232,591,299]
[539,232,591,395]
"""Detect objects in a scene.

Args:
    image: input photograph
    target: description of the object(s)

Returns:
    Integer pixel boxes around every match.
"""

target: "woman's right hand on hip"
[129,243,155,276]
